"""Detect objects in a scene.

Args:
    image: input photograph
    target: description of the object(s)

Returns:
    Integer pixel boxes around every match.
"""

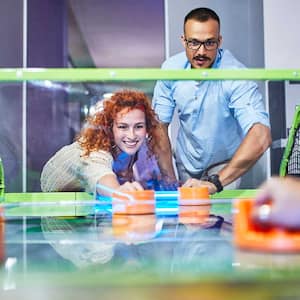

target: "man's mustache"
[193,55,211,61]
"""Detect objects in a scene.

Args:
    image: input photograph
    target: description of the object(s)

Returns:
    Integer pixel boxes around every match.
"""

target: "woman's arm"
[41,143,83,192]
[96,174,144,196]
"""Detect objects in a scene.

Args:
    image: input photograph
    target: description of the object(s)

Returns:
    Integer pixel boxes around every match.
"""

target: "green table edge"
[0,68,300,81]
[0,190,257,217]
[2,189,257,203]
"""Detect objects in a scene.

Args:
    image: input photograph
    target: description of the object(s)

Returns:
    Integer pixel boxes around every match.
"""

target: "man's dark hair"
[184,7,220,30]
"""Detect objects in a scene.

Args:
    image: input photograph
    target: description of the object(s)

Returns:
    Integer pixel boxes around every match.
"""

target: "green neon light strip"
[0,68,299,81]
[279,105,300,176]
[0,157,4,201]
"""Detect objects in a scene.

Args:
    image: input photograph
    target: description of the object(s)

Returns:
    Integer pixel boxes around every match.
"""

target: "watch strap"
[204,174,223,193]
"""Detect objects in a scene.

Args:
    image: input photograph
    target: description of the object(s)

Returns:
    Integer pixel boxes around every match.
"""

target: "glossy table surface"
[1,192,300,300]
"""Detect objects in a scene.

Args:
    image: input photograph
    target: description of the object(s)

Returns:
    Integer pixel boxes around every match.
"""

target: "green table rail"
[0,68,300,81]
[0,189,258,217]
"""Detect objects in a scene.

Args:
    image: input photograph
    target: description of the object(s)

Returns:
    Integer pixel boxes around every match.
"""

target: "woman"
[40,90,162,195]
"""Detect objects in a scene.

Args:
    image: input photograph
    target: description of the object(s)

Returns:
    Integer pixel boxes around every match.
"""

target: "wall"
[264,0,300,126]
[264,0,300,69]
[26,0,70,191]
[0,1,23,191]
[0,0,69,192]
[264,0,300,174]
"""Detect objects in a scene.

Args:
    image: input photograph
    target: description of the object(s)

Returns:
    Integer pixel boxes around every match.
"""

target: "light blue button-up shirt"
[153,49,270,174]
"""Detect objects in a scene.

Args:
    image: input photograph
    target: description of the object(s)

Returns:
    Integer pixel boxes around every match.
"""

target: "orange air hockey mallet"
[234,198,300,253]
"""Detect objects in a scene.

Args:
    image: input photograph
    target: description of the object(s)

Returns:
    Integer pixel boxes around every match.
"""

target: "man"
[153,7,271,194]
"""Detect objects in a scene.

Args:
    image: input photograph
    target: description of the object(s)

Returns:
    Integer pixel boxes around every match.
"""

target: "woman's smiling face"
[112,108,147,155]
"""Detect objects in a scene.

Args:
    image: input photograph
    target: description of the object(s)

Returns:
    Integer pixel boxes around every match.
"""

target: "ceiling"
[67,0,165,68]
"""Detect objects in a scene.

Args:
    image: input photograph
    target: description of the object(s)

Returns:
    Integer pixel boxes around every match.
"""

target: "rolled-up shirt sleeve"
[153,79,176,124]
[227,80,270,135]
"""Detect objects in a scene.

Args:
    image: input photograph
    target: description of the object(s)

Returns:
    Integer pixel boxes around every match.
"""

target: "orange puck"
[178,186,210,205]
[112,190,155,215]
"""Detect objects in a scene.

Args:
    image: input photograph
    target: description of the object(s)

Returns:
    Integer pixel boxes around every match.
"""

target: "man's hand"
[182,178,217,194]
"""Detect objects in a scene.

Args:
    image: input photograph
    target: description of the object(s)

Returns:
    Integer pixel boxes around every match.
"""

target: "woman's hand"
[97,175,143,196]
[117,181,144,192]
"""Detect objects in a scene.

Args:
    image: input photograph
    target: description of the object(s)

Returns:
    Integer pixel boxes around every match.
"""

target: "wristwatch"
[205,174,223,193]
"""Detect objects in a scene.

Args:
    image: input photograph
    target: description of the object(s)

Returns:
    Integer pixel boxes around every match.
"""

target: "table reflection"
[112,214,159,244]
[178,204,211,225]
[37,208,230,275]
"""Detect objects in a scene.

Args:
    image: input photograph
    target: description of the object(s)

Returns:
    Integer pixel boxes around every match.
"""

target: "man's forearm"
[218,123,272,186]
[154,123,177,181]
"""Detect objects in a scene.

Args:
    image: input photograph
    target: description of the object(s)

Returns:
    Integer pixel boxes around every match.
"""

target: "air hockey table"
[1,188,300,300]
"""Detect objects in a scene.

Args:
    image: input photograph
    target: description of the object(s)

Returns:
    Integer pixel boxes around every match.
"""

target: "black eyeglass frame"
[184,38,219,51]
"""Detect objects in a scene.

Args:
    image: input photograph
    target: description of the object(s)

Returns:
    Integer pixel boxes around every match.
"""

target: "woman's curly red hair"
[77,89,161,157]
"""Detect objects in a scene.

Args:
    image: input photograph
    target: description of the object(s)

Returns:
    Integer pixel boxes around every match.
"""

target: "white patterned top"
[40,142,114,193]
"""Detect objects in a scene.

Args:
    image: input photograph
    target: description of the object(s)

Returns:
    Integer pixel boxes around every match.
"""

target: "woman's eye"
[136,124,145,129]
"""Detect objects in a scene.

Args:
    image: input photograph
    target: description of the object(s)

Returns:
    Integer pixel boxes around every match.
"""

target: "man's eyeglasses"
[184,38,219,51]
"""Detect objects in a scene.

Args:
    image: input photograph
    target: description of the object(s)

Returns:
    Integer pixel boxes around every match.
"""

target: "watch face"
[208,174,218,182]
[208,174,223,192]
